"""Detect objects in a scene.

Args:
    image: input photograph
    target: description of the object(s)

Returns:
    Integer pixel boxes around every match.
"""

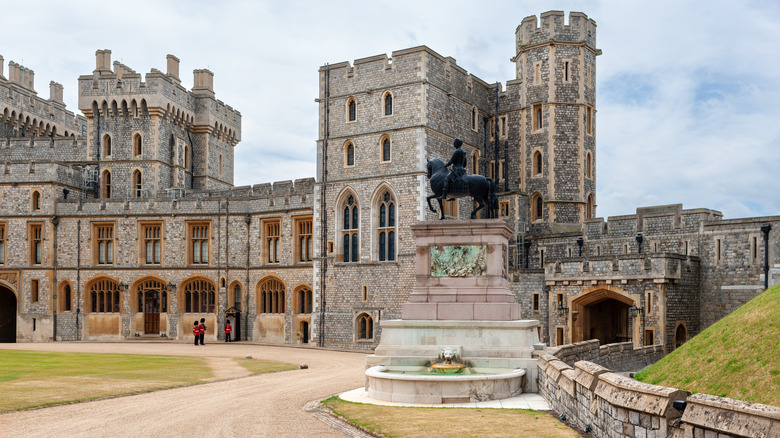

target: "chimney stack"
[166,54,180,83]
[49,81,64,104]
[193,69,214,96]
[0,55,4,78]
[94,49,112,73]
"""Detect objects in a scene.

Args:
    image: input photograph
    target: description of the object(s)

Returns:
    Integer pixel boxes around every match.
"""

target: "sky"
[3,0,780,220]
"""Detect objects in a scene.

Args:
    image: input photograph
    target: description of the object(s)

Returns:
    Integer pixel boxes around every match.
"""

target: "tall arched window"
[31,190,41,211]
[296,287,313,314]
[471,106,478,131]
[377,191,396,262]
[232,284,242,309]
[586,194,594,220]
[258,277,285,314]
[380,136,391,162]
[61,283,72,312]
[132,170,142,197]
[531,193,543,222]
[533,151,543,176]
[103,134,112,157]
[184,145,190,169]
[89,279,120,313]
[356,313,373,340]
[133,134,142,157]
[344,141,355,167]
[472,151,480,175]
[346,97,356,122]
[342,195,359,263]
[101,170,112,199]
[183,279,216,313]
[586,152,593,178]
[383,92,393,116]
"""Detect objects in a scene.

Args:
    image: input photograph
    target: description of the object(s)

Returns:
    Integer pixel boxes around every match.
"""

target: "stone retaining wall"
[537,343,780,437]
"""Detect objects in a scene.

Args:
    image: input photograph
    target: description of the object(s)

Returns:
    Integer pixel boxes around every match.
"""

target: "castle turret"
[515,11,600,230]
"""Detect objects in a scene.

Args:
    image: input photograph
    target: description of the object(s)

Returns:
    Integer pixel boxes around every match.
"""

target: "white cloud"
[4,0,779,219]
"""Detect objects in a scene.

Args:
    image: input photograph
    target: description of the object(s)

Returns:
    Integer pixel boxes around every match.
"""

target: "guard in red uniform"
[193,321,199,346]
[199,318,206,345]
[225,320,232,343]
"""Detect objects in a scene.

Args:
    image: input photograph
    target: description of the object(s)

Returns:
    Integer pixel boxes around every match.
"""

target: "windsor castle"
[1,11,778,352]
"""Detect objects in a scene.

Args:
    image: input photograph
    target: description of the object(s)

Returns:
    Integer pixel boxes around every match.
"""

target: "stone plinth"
[402,220,522,321]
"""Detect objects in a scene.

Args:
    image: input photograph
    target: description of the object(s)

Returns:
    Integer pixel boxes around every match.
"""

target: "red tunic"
[192,326,199,336]
[225,324,232,334]
[199,324,205,335]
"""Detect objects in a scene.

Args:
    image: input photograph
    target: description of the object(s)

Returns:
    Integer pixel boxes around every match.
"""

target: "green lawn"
[0,350,292,413]
[322,397,580,438]
[635,284,780,406]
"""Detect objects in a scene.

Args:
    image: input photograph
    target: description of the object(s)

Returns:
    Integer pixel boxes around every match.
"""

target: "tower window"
[531,193,543,222]
[381,136,391,162]
[346,97,357,122]
[377,191,396,262]
[533,151,543,176]
[383,92,393,116]
[586,106,593,135]
[342,195,359,263]
[103,134,112,157]
[471,106,478,132]
[133,134,142,157]
[345,141,355,167]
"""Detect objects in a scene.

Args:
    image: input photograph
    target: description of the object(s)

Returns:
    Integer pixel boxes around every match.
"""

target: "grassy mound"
[635,284,780,406]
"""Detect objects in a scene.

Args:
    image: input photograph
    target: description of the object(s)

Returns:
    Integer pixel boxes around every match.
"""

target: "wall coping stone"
[573,360,610,391]
[681,393,780,437]
[595,372,690,418]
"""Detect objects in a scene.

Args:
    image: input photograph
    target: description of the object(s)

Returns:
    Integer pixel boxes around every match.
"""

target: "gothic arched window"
[377,191,396,261]
[342,195,359,263]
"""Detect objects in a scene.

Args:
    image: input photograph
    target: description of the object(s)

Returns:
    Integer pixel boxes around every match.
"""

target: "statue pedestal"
[365,220,541,403]
[402,220,522,321]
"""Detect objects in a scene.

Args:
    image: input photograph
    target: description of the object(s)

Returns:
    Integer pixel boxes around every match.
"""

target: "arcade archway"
[571,289,634,345]
[0,286,17,342]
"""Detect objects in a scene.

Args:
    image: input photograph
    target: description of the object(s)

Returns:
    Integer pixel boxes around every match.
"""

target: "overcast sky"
[4,1,780,220]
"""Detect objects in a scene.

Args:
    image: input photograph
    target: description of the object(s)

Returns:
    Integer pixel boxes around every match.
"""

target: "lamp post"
[636,234,644,254]
[761,224,771,290]
[576,237,584,257]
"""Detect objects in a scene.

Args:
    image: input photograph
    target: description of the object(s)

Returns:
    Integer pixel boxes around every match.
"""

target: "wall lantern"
[118,282,129,292]
[167,282,177,292]
[557,303,569,317]
[629,304,644,318]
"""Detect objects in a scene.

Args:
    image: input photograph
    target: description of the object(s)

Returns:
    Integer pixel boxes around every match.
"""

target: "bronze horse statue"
[426,158,498,219]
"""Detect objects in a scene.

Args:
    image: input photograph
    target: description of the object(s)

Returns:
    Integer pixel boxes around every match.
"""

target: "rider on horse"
[438,138,467,201]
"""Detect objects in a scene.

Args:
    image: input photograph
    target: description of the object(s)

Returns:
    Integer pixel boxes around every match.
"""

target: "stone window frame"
[31,189,42,211]
[294,284,313,315]
[293,215,313,264]
[30,278,39,303]
[555,326,565,346]
[562,59,572,83]
[471,106,478,132]
[381,91,393,117]
[533,62,542,85]
[131,168,143,198]
[100,168,112,199]
[715,238,722,263]
[28,222,44,265]
[59,280,73,312]
[133,277,167,314]
[228,281,243,310]
[372,187,397,262]
[219,154,223,177]
[379,135,392,163]
[532,104,543,132]
[139,221,163,266]
[586,194,594,220]
[355,312,374,341]
[488,116,495,141]
[749,234,760,265]
[337,189,360,263]
[586,105,594,135]
[184,144,190,170]
[132,132,143,157]
[531,192,543,223]
[442,198,459,219]
[498,159,506,183]
[472,150,480,175]
[644,328,655,346]
[186,221,211,266]
[92,222,115,266]
[585,151,593,179]
[86,277,121,314]
[257,276,286,314]
[345,96,357,123]
[0,222,5,265]
[102,133,112,158]
[261,218,282,265]
[532,149,543,177]
[532,293,540,313]
[498,114,508,139]
[674,321,688,348]
[343,140,355,168]
[645,290,654,317]
[499,200,510,218]
[181,277,217,314]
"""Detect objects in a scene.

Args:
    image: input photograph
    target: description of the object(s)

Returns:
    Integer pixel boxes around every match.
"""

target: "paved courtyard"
[0,342,369,437]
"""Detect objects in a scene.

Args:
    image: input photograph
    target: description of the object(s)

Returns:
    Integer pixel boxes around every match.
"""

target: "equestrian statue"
[426,138,498,219]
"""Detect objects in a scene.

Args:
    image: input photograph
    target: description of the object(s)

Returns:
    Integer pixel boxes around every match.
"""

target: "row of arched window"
[531,150,592,178]
[343,135,392,167]
[1,107,77,138]
[345,91,393,122]
[338,187,397,263]
[57,277,314,315]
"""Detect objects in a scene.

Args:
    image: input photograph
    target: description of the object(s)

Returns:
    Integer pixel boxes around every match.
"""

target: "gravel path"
[0,342,369,437]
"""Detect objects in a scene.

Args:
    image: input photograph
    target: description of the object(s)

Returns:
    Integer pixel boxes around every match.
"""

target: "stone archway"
[571,289,635,345]
[0,285,17,342]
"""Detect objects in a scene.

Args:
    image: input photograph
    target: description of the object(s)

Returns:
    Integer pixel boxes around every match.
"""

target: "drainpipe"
[76,220,81,340]
[52,215,58,341]
[318,65,330,347]
[761,224,771,290]
[244,214,251,341]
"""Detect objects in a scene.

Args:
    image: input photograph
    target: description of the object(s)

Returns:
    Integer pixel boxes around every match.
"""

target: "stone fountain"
[365,220,541,404]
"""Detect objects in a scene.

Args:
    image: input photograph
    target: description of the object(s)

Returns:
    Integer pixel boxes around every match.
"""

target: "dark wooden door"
[144,290,160,334]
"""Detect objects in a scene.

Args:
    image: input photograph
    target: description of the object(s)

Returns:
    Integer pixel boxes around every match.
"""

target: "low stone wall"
[537,345,780,438]
[547,340,664,372]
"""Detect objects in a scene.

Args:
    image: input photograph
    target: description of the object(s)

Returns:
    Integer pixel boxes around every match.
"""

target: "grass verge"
[635,284,780,406]
[321,397,580,438]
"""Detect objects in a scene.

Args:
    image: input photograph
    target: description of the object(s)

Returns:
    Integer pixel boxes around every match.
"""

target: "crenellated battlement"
[584,204,723,239]
[516,11,598,50]
[0,56,86,139]
[77,50,241,144]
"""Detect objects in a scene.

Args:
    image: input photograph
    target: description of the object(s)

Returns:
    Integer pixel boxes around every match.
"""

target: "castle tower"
[77,50,241,198]
[514,11,600,230]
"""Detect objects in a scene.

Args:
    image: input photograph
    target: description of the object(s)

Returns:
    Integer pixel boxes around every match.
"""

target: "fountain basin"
[366,365,526,404]
[430,363,466,374]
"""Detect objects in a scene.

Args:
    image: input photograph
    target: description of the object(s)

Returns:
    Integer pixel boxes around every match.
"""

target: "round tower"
[514,11,600,230]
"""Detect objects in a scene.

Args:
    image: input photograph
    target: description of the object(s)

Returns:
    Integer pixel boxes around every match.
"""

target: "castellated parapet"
[516,11,598,50]
[0,56,87,138]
